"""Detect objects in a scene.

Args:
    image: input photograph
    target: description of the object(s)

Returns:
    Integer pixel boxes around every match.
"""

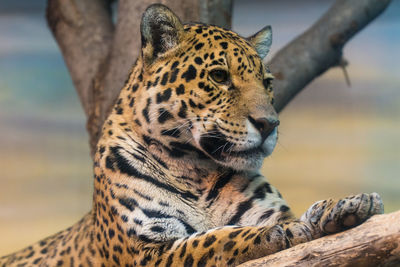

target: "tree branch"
[269,0,392,113]
[239,211,400,267]
[199,0,233,29]
[46,0,114,117]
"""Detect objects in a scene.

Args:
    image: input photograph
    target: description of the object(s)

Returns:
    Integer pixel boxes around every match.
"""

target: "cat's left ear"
[247,26,272,59]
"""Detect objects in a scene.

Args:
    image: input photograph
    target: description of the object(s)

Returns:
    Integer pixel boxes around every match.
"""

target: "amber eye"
[263,77,273,88]
[210,69,229,84]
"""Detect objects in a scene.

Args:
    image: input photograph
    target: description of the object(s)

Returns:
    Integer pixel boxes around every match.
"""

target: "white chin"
[218,156,264,171]
[261,127,278,157]
[217,128,278,171]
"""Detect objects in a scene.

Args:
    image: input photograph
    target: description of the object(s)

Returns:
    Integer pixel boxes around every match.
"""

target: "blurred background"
[0,0,399,255]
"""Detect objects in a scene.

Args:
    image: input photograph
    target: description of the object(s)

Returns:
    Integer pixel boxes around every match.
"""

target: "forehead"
[182,24,265,78]
[182,24,259,60]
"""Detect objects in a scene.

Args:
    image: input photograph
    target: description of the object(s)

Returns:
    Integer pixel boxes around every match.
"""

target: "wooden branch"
[199,0,233,29]
[238,211,400,267]
[269,0,392,113]
[46,0,114,117]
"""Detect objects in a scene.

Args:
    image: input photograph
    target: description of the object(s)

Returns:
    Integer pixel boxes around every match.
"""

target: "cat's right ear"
[140,4,184,65]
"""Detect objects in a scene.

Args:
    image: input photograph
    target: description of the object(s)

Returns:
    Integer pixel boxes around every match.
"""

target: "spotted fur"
[1,4,383,267]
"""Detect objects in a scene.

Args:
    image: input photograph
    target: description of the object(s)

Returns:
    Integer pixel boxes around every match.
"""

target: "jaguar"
[0,4,383,267]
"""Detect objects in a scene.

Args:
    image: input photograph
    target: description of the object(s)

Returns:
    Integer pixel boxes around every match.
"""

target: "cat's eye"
[210,69,229,84]
[263,77,273,88]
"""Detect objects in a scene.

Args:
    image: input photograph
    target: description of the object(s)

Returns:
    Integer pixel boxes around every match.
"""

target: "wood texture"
[269,0,392,112]
[46,0,114,117]
[238,211,400,267]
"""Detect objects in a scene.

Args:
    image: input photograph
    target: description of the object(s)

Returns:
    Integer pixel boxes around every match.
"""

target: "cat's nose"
[249,117,280,142]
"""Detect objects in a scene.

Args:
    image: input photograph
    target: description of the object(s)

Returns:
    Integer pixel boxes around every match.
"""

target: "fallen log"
[239,211,400,267]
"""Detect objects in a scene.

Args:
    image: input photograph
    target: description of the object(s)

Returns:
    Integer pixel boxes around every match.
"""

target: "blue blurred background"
[0,0,399,255]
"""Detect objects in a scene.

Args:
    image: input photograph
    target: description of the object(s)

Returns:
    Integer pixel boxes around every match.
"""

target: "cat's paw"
[319,192,384,234]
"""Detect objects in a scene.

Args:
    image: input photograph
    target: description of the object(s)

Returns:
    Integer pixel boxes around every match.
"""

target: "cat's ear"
[140,4,184,64]
[247,26,272,59]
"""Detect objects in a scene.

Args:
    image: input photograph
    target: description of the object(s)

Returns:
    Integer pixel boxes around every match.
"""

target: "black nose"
[249,117,280,142]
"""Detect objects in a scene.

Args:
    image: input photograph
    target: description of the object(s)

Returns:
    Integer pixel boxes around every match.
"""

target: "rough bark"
[46,0,114,118]
[269,0,392,112]
[238,210,400,267]
[199,0,233,29]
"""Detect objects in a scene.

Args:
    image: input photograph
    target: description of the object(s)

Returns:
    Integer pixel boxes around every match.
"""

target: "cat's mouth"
[198,127,277,170]
[221,143,266,158]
